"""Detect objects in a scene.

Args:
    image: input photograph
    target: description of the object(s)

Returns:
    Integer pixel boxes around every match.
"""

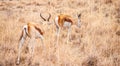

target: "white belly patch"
[63,21,71,28]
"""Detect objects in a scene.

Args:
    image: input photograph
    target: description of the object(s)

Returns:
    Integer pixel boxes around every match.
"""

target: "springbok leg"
[17,30,27,64]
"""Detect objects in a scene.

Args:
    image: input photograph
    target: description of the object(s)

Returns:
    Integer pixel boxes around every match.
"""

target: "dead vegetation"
[0,0,120,66]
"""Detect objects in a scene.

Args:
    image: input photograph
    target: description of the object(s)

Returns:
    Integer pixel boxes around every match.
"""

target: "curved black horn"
[40,13,46,21]
[47,13,51,21]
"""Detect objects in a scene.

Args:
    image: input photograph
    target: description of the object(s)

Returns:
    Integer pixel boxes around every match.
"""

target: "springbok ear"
[78,13,81,18]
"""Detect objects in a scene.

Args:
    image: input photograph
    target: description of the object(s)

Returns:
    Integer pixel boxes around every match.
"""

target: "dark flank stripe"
[34,26,43,35]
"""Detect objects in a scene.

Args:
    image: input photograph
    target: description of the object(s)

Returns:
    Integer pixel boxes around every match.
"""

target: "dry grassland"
[0,0,120,66]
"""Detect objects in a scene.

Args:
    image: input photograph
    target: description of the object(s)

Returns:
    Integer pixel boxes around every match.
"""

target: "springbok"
[55,14,81,44]
[40,12,52,30]
[17,22,44,64]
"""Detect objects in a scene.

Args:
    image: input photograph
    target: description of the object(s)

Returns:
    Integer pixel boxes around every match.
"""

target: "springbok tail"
[19,25,28,41]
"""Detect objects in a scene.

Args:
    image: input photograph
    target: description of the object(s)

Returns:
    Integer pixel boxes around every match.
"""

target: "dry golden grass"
[0,0,120,66]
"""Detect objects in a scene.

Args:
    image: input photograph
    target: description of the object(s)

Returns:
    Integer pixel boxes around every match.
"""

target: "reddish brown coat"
[58,14,75,27]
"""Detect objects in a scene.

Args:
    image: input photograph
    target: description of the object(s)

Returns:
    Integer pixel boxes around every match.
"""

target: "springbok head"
[40,12,51,25]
